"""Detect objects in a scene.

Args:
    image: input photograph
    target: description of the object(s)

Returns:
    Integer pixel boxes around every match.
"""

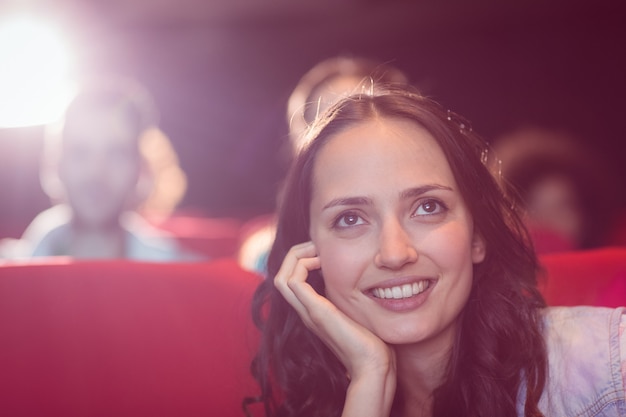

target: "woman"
[250,86,625,417]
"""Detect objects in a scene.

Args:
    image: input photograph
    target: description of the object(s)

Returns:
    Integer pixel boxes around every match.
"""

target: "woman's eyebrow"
[322,185,452,210]
[400,184,453,199]
[323,196,372,210]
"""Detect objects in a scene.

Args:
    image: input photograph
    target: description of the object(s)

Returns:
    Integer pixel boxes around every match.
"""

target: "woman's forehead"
[317,117,444,164]
[311,118,456,197]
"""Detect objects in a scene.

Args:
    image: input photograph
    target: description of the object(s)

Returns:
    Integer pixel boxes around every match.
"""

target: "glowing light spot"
[0,14,76,128]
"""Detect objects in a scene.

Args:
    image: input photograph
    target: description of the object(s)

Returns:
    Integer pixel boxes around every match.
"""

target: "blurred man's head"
[287,56,409,152]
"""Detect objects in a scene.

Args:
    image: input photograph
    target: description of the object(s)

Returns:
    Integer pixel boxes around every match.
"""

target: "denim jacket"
[517,306,626,416]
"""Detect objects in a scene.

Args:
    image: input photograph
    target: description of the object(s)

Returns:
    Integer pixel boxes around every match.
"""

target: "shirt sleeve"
[619,314,626,391]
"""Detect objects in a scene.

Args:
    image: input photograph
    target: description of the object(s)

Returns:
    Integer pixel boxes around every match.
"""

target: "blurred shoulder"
[21,205,71,240]
[122,211,206,262]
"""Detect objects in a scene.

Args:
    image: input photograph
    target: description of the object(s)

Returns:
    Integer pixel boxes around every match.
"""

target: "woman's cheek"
[319,240,365,287]
[317,241,341,282]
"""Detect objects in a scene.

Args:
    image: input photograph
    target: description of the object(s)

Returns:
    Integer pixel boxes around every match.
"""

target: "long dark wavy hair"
[249,86,547,417]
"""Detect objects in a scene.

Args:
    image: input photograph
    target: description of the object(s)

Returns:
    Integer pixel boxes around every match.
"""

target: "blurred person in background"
[286,55,410,153]
[494,127,620,253]
[238,55,410,274]
[6,76,200,261]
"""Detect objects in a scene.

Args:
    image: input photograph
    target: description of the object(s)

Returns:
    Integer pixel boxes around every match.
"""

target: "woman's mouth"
[371,280,432,300]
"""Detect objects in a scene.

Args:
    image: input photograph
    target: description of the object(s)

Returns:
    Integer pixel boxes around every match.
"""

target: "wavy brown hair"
[249,86,547,417]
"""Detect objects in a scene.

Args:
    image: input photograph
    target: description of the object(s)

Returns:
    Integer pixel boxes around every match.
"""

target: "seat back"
[151,215,243,259]
[0,259,262,417]
[1,247,623,417]
[539,247,626,307]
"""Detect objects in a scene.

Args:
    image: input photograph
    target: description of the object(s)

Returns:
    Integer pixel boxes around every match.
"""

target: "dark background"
[1,0,625,237]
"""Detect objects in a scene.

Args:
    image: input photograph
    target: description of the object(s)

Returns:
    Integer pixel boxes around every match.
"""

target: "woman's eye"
[334,213,364,228]
[414,199,446,216]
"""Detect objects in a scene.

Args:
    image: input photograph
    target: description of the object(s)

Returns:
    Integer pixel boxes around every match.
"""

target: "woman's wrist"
[342,361,397,417]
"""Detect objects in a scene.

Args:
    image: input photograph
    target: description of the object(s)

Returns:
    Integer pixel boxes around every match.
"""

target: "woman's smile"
[369,278,433,300]
[367,277,437,312]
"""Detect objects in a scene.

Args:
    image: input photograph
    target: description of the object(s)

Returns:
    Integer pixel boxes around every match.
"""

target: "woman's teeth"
[372,281,429,299]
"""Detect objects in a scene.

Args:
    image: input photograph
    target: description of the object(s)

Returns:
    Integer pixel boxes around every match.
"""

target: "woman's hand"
[274,241,397,417]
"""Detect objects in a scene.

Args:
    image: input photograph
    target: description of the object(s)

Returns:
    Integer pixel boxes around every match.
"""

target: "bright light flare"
[0,14,75,128]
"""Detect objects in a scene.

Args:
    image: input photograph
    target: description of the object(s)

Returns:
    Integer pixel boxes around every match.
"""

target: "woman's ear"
[471,232,486,264]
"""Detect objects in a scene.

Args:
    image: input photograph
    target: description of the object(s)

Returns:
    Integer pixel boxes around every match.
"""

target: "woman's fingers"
[274,241,318,285]
[273,242,390,370]
[273,240,339,331]
[273,241,321,319]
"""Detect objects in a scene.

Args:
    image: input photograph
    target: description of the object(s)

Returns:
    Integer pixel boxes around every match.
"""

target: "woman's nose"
[374,218,418,270]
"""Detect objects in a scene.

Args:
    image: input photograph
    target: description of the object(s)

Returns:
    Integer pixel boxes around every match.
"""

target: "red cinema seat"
[1,247,622,417]
[539,247,626,307]
[151,215,243,259]
[0,259,263,417]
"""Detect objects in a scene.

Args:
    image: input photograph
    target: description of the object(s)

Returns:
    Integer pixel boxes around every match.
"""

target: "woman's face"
[309,117,486,348]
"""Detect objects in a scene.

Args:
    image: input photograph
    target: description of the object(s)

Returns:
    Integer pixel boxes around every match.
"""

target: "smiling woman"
[0,13,75,128]
[249,86,626,417]
[307,117,485,349]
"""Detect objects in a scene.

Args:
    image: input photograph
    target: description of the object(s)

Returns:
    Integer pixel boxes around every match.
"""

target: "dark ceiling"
[1,0,625,234]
